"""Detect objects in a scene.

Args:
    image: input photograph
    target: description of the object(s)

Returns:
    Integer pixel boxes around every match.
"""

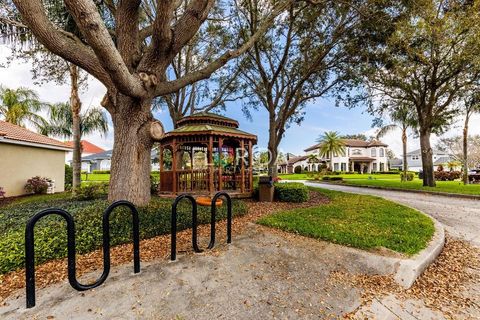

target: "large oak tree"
[360,0,480,187]
[3,0,293,205]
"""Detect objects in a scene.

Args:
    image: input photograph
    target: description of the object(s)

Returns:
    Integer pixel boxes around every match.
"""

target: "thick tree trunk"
[109,95,154,206]
[267,115,279,178]
[463,117,469,185]
[419,128,436,187]
[69,65,82,193]
[401,128,408,182]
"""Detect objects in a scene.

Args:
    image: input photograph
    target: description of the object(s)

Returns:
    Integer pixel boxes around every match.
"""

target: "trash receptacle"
[258,176,274,202]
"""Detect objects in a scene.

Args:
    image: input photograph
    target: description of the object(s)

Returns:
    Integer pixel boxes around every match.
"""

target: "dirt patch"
[332,235,480,319]
[0,191,329,302]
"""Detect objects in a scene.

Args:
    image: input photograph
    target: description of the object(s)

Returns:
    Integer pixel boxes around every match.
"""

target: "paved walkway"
[302,181,480,247]
[1,225,400,319]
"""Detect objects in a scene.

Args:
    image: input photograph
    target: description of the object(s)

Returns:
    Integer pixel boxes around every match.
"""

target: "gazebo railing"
[160,169,253,194]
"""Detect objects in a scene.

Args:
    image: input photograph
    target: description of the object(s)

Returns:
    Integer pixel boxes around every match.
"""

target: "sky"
[1,44,478,158]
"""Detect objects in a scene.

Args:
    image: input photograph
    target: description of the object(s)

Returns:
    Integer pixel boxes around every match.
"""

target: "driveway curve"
[300,181,480,247]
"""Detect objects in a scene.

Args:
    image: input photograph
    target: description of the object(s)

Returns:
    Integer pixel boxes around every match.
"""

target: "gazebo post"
[248,140,253,191]
[190,146,194,191]
[172,138,177,194]
[240,139,245,193]
[208,136,214,195]
[218,137,223,191]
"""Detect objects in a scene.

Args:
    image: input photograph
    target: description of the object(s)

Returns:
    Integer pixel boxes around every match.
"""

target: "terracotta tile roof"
[64,140,105,154]
[0,120,71,149]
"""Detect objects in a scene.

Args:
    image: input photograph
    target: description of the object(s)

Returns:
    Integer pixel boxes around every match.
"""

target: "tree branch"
[63,0,147,97]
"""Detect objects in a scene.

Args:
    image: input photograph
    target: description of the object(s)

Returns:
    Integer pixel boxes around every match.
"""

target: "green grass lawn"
[81,173,111,181]
[258,187,435,256]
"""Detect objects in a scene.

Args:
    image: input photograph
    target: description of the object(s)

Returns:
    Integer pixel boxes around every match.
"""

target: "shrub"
[24,176,50,194]
[92,170,111,174]
[0,196,248,274]
[400,172,415,181]
[74,183,109,200]
[434,170,461,181]
[150,173,160,195]
[65,165,73,190]
[274,182,309,203]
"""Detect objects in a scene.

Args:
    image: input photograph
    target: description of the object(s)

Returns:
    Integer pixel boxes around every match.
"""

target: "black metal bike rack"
[24,200,140,308]
[170,191,232,261]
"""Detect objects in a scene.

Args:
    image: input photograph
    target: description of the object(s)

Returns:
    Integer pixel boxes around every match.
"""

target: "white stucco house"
[81,149,160,173]
[64,140,105,172]
[279,139,389,174]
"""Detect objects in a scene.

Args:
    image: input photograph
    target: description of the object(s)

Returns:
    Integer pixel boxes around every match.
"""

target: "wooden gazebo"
[156,112,257,197]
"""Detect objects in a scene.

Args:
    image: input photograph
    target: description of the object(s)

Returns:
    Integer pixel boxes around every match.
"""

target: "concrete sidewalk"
[2,225,404,320]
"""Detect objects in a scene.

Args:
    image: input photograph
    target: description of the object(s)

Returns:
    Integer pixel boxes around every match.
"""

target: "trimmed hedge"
[92,170,111,174]
[322,176,343,181]
[434,170,461,181]
[0,195,247,274]
[274,182,309,203]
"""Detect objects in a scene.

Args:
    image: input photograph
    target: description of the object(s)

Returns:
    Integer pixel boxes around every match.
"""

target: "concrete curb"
[312,180,480,200]
[393,216,445,288]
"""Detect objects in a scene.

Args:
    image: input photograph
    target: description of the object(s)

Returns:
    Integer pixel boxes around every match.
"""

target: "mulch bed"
[0,191,329,303]
[335,235,480,319]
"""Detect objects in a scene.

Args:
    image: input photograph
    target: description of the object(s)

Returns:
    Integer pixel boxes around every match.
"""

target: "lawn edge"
[310,180,480,200]
[286,180,445,289]
[393,211,445,288]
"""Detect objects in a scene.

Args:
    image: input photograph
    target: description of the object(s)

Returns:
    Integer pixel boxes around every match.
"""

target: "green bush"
[322,176,343,181]
[65,165,73,188]
[0,195,248,274]
[274,182,309,203]
[92,170,111,174]
[400,172,415,181]
[74,183,109,200]
[150,173,160,195]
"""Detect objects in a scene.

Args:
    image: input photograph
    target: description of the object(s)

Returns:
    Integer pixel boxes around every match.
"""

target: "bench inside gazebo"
[156,113,257,198]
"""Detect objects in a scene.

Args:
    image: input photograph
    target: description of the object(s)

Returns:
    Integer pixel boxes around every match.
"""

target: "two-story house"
[279,139,389,174]
[403,149,455,172]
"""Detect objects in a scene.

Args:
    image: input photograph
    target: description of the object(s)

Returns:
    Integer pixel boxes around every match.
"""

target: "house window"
[373,163,377,172]
[380,163,385,171]
[341,163,346,171]
[334,163,339,171]
[371,148,377,157]
[412,155,419,160]
[379,148,385,157]
[352,149,362,156]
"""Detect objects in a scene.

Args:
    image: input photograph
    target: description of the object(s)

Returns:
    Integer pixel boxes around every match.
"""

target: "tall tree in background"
[459,93,480,184]
[236,0,368,177]
[317,131,345,170]
[2,0,293,205]
[375,105,416,181]
[360,0,480,187]
[437,135,480,172]
[158,2,245,127]
[0,86,47,129]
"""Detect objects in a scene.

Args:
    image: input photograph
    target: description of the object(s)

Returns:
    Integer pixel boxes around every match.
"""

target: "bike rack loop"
[170,194,201,261]
[207,192,232,249]
[25,200,140,308]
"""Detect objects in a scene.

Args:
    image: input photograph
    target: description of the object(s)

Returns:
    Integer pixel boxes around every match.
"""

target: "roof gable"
[64,140,105,154]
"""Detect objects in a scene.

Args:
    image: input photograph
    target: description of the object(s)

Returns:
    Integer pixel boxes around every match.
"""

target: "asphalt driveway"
[302,181,480,247]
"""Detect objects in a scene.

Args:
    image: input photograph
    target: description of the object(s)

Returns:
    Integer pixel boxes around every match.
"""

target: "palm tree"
[317,131,345,170]
[376,105,416,182]
[0,86,47,129]
[42,102,109,190]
